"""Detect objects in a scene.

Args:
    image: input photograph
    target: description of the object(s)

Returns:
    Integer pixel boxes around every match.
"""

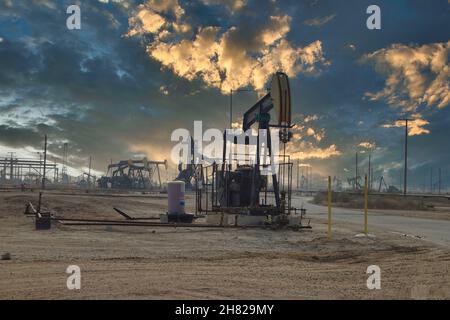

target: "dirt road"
[293,197,450,247]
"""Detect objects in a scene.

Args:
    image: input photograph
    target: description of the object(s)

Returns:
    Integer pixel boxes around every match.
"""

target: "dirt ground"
[313,192,450,221]
[0,190,449,299]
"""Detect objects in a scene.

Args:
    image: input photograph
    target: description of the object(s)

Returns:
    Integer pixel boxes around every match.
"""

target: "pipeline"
[55,219,266,229]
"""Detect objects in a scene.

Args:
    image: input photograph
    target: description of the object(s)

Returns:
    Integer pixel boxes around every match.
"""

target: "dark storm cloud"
[0,0,200,170]
[273,0,450,188]
[0,125,43,147]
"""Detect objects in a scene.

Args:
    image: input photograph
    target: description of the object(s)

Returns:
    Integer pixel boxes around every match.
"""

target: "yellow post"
[364,174,368,235]
[328,176,332,240]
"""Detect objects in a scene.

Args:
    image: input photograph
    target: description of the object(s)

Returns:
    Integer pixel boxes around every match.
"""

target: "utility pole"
[371,168,374,191]
[62,143,68,178]
[88,156,92,187]
[42,134,47,190]
[296,159,300,191]
[38,152,42,177]
[430,168,433,194]
[368,155,371,192]
[355,152,358,191]
[398,118,412,195]
[53,156,57,182]
[439,168,442,195]
[8,152,15,181]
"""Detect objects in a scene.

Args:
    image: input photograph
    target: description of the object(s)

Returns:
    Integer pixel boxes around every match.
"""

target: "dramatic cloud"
[126,6,166,35]
[289,143,341,161]
[126,1,329,93]
[287,115,342,160]
[1,0,449,188]
[125,0,186,36]
[382,117,431,136]
[201,0,246,13]
[363,41,450,112]
[358,141,376,149]
[304,14,337,27]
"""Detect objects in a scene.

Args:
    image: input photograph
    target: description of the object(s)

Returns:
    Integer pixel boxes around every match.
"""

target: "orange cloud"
[363,41,450,112]
[286,115,341,160]
[289,143,342,160]
[382,117,430,136]
[358,141,376,149]
[126,0,185,37]
[126,1,329,93]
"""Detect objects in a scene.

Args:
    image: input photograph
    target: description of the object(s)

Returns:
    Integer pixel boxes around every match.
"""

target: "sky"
[0,0,449,190]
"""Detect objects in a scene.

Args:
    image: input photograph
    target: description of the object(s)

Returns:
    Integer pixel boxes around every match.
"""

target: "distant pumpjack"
[99,158,167,190]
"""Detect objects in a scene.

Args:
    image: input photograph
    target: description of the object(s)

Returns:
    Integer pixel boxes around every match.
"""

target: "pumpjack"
[196,72,297,219]
[99,158,167,190]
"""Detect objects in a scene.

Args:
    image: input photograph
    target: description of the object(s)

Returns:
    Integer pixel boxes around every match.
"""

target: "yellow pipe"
[328,176,331,240]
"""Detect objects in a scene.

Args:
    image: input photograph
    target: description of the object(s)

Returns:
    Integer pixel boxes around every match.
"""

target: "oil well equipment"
[98,158,167,190]
[193,72,305,226]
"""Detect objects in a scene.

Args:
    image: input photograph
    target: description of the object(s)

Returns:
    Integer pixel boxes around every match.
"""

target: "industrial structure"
[176,163,202,189]
[191,72,307,226]
[0,156,58,185]
[98,158,168,190]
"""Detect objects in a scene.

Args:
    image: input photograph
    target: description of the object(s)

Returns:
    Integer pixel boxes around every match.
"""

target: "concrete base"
[235,215,267,226]
[206,213,229,225]
[205,213,267,226]
[205,214,305,227]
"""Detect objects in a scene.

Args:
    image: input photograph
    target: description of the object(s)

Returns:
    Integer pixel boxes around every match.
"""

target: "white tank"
[167,181,185,215]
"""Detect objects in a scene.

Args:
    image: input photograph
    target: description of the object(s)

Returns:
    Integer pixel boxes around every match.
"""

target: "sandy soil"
[313,192,450,221]
[0,190,449,299]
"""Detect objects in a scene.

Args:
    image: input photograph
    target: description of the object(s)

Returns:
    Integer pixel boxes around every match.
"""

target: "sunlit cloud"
[201,0,246,13]
[363,41,450,112]
[125,3,168,36]
[358,141,376,149]
[382,116,431,136]
[289,143,342,160]
[287,114,341,160]
[126,1,329,93]
[304,114,319,123]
